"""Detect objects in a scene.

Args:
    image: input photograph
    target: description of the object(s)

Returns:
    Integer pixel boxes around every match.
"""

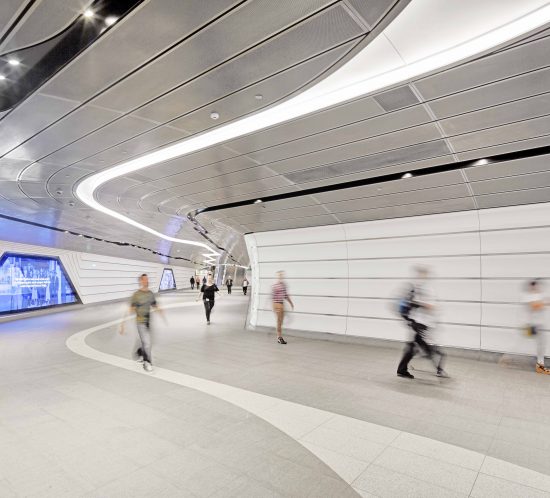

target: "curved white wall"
[0,240,195,306]
[246,202,550,356]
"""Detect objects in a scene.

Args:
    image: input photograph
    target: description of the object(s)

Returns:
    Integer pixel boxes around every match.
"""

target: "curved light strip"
[76,1,550,255]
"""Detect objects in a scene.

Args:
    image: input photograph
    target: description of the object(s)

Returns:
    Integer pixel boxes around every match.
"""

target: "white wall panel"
[0,240,194,307]
[246,201,550,359]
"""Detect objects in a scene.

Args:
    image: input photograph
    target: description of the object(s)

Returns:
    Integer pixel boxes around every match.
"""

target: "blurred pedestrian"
[197,272,219,324]
[120,273,166,373]
[272,271,294,344]
[190,276,195,290]
[242,278,249,295]
[226,277,233,294]
[396,267,446,379]
[523,279,550,374]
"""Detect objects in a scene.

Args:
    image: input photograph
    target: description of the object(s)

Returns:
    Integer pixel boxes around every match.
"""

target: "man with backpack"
[397,266,447,379]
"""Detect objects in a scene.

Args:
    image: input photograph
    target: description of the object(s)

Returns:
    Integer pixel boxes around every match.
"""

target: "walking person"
[523,279,550,374]
[120,273,166,373]
[272,271,294,345]
[190,276,195,290]
[396,267,446,379]
[242,278,249,296]
[197,272,219,324]
[226,277,233,294]
[202,275,207,285]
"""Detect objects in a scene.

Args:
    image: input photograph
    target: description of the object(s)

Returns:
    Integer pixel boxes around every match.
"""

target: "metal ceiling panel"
[0,158,32,180]
[449,114,550,152]
[471,171,550,196]
[249,105,433,166]
[243,214,339,232]
[225,96,385,154]
[0,94,79,157]
[283,139,450,183]
[19,182,50,197]
[313,169,464,203]
[44,115,157,165]
[346,0,397,28]
[465,155,550,182]
[229,204,328,224]
[0,181,27,200]
[456,135,550,162]
[42,0,242,103]
[48,166,93,185]
[476,188,550,209]
[325,184,471,213]
[415,35,550,100]
[372,84,419,111]
[18,162,62,181]
[427,66,550,119]
[77,125,189,169]
[168,41,358,135]
[335,197,476,224]
[133,6,363,123]
[213,195,319,219]
[92,0,336,112]
[0,1,25,40]
[194,183,299,204]
[1,0,86,53]
[9,105,123,163]
[439,92,550,136]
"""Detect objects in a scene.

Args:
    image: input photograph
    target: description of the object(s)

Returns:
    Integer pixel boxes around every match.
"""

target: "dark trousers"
[191,283,194,290]
[243,287,247,295]
[227,285,232,294]
[203,299,215,321]
[397,321,445,373]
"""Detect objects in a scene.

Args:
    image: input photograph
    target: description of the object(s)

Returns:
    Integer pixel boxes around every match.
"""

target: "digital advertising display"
[159,268,176,292]
[0,253,80,315]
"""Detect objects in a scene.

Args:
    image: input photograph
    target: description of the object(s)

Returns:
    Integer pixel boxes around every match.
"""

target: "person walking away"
[120,273,165,373]
[523,279,550,374]
[272,271,294,345]
[396,267,446,379]
[242,278,249,295]
[202,275,207,285]
[198,272,219,324]
[190,276,195,290]
[226,277,233,294]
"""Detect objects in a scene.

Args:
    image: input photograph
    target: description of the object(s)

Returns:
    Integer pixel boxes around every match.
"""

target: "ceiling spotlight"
[8,59,20,66]
[56,189,63,195]
[255,94,263,100]
[254,199,263,204]
[78,234,83,237]
[474,158,490,166]
[210,111,220,120]
[104,16,118,26]
[83,9,94,18]
[68,201,75,206]
[64,230,69,234]
[401,173,413,179]
[0,75,5,81]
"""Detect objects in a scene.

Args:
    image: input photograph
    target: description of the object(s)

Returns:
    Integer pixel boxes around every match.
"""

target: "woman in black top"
[197,272,219,324]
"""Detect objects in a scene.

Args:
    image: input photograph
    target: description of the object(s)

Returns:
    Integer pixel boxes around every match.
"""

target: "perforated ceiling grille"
[346,0,397,28]
[284,139,451,183]
[373,85,420,111]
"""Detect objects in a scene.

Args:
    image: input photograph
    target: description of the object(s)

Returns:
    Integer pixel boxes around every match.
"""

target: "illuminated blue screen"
[0,253,79,314]
[159,268,176,291]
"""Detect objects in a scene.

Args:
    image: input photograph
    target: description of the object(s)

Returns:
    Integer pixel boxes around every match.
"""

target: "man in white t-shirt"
[397,267,446,379]
[523,279,550,374]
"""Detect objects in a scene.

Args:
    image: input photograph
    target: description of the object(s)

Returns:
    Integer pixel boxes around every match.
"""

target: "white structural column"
[67,307,550,497]
[247,201,550,357]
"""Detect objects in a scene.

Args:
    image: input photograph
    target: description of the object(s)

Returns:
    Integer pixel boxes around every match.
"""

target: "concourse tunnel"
[1,1,550,496]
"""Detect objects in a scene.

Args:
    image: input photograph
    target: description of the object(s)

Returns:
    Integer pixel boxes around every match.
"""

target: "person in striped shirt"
[272,271,294,344]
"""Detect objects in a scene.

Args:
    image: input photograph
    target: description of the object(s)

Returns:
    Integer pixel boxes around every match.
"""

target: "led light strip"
[76,2,550,262]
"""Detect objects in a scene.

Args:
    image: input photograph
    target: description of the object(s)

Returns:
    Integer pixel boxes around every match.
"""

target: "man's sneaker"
[436,368,449,378]
[278,337,287,345]
[397,371,414,379]
[536,363,550,374]
[143,362,153,373]
[207,320,211,325]
[136,356,144,363]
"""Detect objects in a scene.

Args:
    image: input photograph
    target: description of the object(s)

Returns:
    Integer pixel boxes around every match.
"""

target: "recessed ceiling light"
[474,158,490,166]
[401,173,413,179]
[8,59,20,66]
[210,112,220,120]
[254,199,263,204]
[83,9,94,18]
[104,16,118,26]
[255,94,263,100]
[0,75,6,81]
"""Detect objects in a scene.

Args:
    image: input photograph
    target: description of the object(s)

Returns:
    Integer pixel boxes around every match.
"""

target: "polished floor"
[2,291,550,497]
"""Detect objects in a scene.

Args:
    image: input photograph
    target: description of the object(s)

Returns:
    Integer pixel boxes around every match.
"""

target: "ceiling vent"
[373,85,420,112]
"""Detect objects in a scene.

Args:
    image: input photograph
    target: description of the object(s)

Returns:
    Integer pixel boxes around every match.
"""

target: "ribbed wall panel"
[246,202,550,357]
[0,240,195,306]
